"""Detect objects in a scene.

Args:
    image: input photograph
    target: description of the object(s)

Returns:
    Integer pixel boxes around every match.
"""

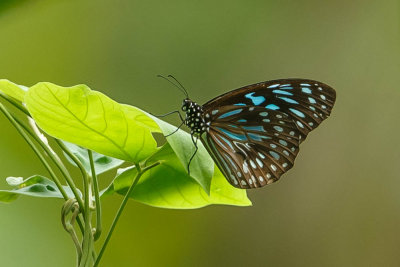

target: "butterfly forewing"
[200,79,336,189]
[203,79,336,141]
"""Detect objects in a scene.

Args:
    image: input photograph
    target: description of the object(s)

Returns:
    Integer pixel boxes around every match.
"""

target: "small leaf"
[104,143,251,209]
[0,79,27,102]
[146,112,214,194]
[0,175,81,203]
[62,141,124,175]
[6,176,24,186]
[25,82,161,163]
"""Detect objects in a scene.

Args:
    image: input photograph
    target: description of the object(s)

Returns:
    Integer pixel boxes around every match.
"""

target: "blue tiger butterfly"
[159,76,336,189]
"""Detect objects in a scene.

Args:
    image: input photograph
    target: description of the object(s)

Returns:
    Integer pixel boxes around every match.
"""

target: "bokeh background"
[0,0,399,266]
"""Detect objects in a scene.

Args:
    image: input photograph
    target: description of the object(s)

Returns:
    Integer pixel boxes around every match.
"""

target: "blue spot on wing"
[302,87,312,94]
[237,119,247,123]
[216,134,234,150]
[234,103,246,106]
[278,97,299,104]
[266,104,280,110]
[214,135,228,150]
[273,90,293,96]
[289,108,305,118]
[242,125,265,132]
[216,127,247,141]
[218,109,243,119]
[245,92,266,105]
[269,151,280,160]
[248,133,271,141]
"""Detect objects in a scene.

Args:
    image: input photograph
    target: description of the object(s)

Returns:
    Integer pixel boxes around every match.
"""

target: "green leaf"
[25,82,161,163]
[105,143,251,209]
[0,175,81,203]
[62,141,124,175]
[146,113,214,194]
[0,79,27,102]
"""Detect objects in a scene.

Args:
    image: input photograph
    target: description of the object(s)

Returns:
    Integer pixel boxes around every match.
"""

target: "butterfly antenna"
[157,75,189,98]
[167,75,189,98]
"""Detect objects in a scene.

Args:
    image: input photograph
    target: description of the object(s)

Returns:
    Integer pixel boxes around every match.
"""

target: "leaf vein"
[43,85,133,161]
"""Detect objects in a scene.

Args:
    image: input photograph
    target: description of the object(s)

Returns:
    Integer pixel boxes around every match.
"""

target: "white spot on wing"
[256,158,263,167]
[250,160,257,169]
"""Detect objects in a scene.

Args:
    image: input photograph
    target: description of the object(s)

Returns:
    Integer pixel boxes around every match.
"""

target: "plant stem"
[0,102,68,200]
[8,112,86,234]
[0,92,30,116]
[13,116,84,209]
[88,150,102,241]
[94,161,160,267]
[57,141,93,267]
[0,92,86,233]
[61,199,83,263]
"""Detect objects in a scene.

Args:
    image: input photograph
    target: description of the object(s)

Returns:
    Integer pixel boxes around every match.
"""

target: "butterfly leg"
[151,110,185,137]
[187,134,199,176]
[164,120,185,137]
[151,110,184,121]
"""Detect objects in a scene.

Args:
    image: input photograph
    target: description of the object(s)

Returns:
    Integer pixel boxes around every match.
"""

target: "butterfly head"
[181,98,192,112]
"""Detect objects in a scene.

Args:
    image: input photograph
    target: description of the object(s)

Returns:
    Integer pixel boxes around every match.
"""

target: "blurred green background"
[0,0,399,266]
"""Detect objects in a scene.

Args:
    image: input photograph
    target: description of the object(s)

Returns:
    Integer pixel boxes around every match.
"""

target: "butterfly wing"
[203,79,336,141]
[201,79,336,189]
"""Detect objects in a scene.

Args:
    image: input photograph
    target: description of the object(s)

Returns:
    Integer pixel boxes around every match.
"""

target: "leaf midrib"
[43,84,133,161]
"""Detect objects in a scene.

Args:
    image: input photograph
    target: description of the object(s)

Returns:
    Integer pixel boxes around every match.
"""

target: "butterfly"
[159,76,336,189]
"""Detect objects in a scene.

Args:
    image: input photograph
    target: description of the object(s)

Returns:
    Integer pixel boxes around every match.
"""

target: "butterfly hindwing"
[201,105,302,189]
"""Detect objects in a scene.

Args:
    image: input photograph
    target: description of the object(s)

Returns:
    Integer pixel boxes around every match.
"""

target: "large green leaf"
[0,175,81,203]
[25,82,161,163]
[104,143,251,209]
[0,79,27,102]
[146,113,214,194]
[62,141,124,175]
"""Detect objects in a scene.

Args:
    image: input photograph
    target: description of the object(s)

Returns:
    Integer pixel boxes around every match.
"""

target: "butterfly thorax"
[181,99,210,135]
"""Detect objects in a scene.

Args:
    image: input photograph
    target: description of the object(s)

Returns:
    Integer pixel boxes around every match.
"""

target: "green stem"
[57,141,93,267]
[0,92,86,233]
[8,111,85,234]
[0,102,68,200]
[61,199,82,263]
[88,150,102,241]
[0,92,30,116]
[94,161,160,267]
[13,116,84,209]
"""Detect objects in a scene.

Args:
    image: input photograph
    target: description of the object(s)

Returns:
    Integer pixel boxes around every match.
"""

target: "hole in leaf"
[46,185,56,192]
[31,185,46,192]
[152,132,166,147]
[95,156,111,164]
